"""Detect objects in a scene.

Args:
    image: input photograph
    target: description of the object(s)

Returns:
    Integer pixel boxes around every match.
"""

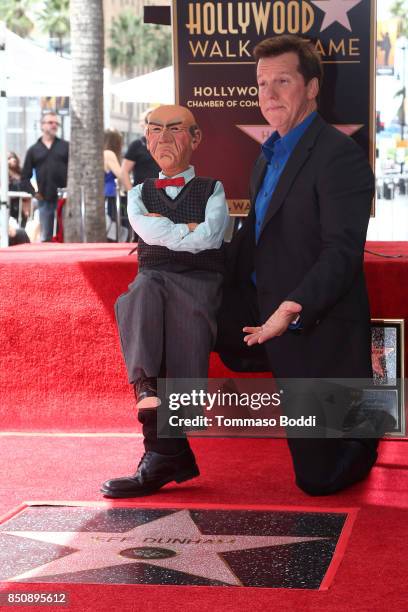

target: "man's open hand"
[243,301,302,346]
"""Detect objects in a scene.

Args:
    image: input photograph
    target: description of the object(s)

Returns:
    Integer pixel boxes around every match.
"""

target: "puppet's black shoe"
[100,448,200,498]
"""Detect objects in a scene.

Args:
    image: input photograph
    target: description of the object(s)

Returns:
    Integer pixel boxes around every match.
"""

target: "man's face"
[146,105,201,176]
[257,52,318,136]
[41,115,60,138]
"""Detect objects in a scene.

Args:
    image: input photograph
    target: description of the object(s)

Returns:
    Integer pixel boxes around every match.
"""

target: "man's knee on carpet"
[292,439,378,496]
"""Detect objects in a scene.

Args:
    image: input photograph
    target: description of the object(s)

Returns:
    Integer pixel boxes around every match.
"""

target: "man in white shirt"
[101,105,229,498]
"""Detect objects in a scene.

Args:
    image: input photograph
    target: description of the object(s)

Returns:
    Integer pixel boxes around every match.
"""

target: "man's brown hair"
[253,35,323,88]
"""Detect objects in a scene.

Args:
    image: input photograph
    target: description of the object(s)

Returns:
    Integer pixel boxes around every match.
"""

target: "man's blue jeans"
[38,200,57,242]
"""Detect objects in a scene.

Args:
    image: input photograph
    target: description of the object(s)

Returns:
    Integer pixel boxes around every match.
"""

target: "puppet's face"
[146,105,202,176]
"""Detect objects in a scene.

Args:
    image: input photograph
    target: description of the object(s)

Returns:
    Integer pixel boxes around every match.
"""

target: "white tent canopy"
[3,27,71,97]
[0,27,174,245]
[111,66,175,104]
[2,27,174,128]
[3,26,174,105]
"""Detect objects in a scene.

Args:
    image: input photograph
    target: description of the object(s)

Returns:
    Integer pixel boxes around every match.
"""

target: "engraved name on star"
[4,509,326,585]
[311,0,363,32]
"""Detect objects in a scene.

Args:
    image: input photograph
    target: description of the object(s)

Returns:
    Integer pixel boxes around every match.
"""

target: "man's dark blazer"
[223,113,375,379]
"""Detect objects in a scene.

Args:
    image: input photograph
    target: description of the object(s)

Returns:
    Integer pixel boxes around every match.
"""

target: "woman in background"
[104,129,123,237]
[8,152,31,228]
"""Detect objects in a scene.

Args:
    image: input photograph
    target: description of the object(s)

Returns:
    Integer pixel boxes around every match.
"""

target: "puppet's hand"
[187,223,198,231]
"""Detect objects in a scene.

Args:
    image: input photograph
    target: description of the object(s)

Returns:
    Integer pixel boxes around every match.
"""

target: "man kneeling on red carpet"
[100,105,229,498]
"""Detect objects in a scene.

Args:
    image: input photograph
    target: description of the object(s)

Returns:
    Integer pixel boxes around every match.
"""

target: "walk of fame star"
[311,0,363,32]
[3,510,325,586]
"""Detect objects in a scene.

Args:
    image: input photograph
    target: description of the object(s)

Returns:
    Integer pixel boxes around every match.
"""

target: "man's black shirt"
[125,137,159,185]
[22,137,69,201]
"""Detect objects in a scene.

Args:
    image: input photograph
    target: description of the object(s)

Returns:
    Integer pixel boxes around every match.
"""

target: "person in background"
[8,152,31,228]
[8,217,30,246]
[104,129,123,236]
[120,108,160,191]
[21,112,69,242]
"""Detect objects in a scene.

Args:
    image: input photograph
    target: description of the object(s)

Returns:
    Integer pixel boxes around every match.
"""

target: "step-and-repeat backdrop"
[172,0,375,213]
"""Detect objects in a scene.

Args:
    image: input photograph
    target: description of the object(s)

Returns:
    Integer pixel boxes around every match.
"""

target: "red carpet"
[1,242,408,431]
[0,435,406,611]
[0,243,407,610]
[0,244,263,431]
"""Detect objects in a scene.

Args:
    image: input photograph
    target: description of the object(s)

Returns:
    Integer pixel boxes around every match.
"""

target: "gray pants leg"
[115,270,166,382]
[163,270,222,378]
[115,268,222,383]
[116,268,222,453]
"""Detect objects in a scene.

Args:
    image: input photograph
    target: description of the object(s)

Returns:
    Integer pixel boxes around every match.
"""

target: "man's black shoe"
[100,447,199,498]
[134,376,160,409]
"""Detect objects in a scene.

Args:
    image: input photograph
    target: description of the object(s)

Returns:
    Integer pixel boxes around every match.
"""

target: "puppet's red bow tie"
[154,177,185,189]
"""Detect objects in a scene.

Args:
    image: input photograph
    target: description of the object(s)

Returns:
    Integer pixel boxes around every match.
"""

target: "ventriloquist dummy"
[101,105,229,498]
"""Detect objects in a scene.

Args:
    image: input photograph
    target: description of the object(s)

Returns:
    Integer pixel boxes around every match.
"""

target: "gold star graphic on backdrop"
[237,123,363,145]
[311,0,363,32]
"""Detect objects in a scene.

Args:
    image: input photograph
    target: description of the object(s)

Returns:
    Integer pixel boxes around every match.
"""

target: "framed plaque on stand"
[370,319,405,437]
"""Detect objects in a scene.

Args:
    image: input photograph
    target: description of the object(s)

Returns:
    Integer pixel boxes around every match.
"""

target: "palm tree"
[108,12,147,77]
[391,1,408,37]
[149,24,172,68]
[108,13,171,74]
[107,11,171,141]
[37,0,70,56]
[64,0,105,242]
[0,0,34,38]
